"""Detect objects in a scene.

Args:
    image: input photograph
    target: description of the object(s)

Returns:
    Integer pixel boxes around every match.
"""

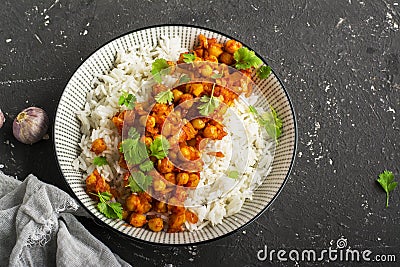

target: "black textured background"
[0,0,399,266]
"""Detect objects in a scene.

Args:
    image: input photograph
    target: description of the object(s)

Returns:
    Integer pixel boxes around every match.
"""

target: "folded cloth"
[0,171,131,267]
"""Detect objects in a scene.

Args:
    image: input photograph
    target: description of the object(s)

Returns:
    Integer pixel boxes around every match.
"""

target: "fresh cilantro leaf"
[183,53,196,63]
[97,191,112,201]
[121,138,148,165]
[107,202,123,217]
[93,156,108,166]
[128,171,153,193]
[179,74,191,84]
[97,202,108,215]
[198,95,220,116]
[155,90,174,104]
[128,127,140,139]
[118,91,136,109]
[377,170,398,208]
[139,160,154,172]
[149,136,170,159]
[249,105,283,141]
[127,176,142,192]
[228,170,239,179]
[234,47,263,70]
[257,65,272,79]
[151,58,170,83]
[197,84,220,116]
[91,191,123,219]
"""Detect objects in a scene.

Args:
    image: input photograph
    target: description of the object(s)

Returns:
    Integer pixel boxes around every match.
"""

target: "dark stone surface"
[0,0,399,266]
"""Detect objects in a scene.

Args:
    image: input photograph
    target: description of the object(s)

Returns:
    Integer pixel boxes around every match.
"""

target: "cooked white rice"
[73,35,274,229]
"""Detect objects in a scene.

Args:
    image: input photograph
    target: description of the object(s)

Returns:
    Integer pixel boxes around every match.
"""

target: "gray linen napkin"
[0,171,131,267]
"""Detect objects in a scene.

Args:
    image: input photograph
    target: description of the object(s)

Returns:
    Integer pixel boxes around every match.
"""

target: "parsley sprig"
[149,136,170,159]
[128,171,153,193]
[234,47,262,70]
[183,53,196,63]
[257,65,272,79]
[93,156,108,166]
[155,90,174,104]
[249,105,283,141]
[377,170,398,208]
[90,191,123,219]
[151,58,170,83]
[118,91,136,109]
[120,127,148,165]
[139,160,154,172]
[198,84,220,116]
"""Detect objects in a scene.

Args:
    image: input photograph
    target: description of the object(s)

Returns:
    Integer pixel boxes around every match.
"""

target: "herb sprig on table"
[377,170,398,208]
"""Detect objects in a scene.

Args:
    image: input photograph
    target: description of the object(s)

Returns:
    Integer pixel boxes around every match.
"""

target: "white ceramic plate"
[54,25,297,245]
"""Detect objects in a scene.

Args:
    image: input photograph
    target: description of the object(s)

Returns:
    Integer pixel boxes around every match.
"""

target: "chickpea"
[205,55,218,63]
[129,213,147,227]
[153,103,172,116]
[144,136,153,146]
[172,89,183,102]
[164,172,176,184]
[193,149,201,159]
[154,201,167,213]
[136,200,152,214]
[168,213,186,233]
[148,217,164,232]
[208,44,223,58]
[137,192,151,203]
[157,158,174,173]
[161,122,172,136]
[191,118,205,129]
[225,39,242,54]
[125,194,140,211]
[176,173,189,186]
[187,173,200,188]
[179,146,191,160]
[219,52,234,65]
[121,210,130,220]
[146,116,156,128]
[203,124,218,139]
[90,138,107,155]
[153,179,166,191]
[86,169,110,194]
[200,65,213,77]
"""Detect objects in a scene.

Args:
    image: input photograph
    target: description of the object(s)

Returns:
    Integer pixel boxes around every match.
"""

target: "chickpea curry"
[85,34,271,233]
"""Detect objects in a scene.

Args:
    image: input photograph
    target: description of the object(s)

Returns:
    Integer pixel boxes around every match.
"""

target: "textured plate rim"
[53,23,298,246]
